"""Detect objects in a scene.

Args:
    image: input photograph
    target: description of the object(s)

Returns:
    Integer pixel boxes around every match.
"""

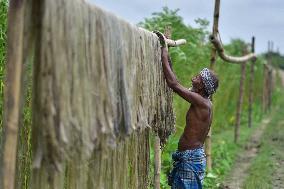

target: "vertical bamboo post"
[153,26,172,189]
[154,136,161,189]
[265,67,269,111]
[234,48,247,143]
[2,0,25,189]
[267,42,271,110]
[248,37,255,128]
[262,64,267,113]
[271,68,274,105]
[210,0,221,67]
[205,0,221,171]
[267,42,273,110]
[263,41,271,113]
[268,68,273,109]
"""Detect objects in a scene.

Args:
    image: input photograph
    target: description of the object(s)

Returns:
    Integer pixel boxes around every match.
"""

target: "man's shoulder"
[197,97,212,109]
[191,100,211,113]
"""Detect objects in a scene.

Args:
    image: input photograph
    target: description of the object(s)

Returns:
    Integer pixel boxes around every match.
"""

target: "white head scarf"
[200,68,216,96]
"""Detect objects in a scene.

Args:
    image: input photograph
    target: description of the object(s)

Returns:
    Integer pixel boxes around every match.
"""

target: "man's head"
[191,68,219,98]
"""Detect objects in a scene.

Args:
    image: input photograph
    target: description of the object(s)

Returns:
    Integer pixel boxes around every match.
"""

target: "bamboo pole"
[209,35,257,63]
[267,42,273,110]
[268,68,273,109]
[234,48,247,143]
[271,68,274,106]
[154,136,161,189]
[2,0,25,189]
[262,64,268,113]
[208,0,256,144]
[166,38,187,47]
[205,0,221,172]
[209,0,220,67]
[263,41,272,113]
[248,37,255,128]
[153,26,172,189]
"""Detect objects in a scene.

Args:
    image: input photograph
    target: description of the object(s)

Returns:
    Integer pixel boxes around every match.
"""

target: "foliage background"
[0,4,282,189]
[139,7,281,188]
[0,0,7,130]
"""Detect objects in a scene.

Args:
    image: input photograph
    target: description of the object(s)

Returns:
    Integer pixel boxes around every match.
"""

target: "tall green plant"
[0,0,8,131]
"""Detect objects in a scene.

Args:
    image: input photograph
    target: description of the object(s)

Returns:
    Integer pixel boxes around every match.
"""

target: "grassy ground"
[242,112,284,189]
[203,119,263,189]
[243,95,284,188]
[219,72,284,189]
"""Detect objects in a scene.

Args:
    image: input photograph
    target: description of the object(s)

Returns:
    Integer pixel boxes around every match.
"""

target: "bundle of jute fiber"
[17,0,176,188]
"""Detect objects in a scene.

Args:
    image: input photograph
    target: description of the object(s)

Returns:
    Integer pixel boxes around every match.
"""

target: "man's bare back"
[178,102,212,151]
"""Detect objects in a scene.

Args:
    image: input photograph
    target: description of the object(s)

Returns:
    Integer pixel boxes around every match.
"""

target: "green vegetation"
[265,51,284,69]
[139,7,265,134]
[243,138,274,189]
[243,78,284,189]
[0,0,8,129]
[0,2,33,187]
[139,7,281,188]
[0,4,283,189]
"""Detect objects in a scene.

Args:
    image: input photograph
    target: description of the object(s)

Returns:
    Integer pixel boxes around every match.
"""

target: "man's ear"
[200,83,206,91]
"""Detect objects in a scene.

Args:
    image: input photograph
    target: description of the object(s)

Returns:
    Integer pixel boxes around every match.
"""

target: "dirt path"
[222,118,271,189]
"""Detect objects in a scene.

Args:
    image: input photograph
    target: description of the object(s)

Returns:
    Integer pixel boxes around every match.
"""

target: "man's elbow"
[167,81,179,90]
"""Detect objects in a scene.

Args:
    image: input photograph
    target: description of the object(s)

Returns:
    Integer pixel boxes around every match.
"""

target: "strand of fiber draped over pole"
[1,0,175,188]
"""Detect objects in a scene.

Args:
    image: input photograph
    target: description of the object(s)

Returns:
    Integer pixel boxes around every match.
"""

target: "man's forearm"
[168,54,173,70]
[161,48,178,87]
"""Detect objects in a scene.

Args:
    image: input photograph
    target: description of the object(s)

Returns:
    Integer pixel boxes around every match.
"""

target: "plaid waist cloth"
[168,147,206,189]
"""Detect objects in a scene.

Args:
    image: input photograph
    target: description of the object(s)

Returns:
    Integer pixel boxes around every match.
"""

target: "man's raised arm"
[154,31,207,106]
[161,47,179,89]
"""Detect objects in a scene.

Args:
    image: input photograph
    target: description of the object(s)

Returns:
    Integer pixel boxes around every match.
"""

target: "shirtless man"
[154,31,219,189]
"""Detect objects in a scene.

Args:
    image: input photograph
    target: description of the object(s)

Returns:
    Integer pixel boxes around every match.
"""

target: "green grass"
[243,145,274,189]
[0,2,33,188]
[242,115,281,189]
[243,87,284,189]
[0,0,8,129]
[203,122,259,188]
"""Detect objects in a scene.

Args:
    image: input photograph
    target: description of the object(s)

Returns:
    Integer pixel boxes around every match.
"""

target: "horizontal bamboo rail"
[166,38,186,47]
[209,34,257,63]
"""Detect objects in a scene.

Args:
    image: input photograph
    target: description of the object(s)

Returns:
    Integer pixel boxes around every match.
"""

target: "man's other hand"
[153,31,167,48]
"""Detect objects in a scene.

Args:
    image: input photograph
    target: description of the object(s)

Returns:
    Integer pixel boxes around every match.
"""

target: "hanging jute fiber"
[2,0,175,188]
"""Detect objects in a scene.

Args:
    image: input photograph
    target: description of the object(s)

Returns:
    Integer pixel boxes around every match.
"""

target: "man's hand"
[153,31,168,49]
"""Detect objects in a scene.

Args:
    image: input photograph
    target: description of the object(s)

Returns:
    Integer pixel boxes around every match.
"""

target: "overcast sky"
[87,0,284,54]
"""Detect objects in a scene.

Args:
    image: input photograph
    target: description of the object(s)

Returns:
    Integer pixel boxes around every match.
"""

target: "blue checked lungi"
[168,147,206,189]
